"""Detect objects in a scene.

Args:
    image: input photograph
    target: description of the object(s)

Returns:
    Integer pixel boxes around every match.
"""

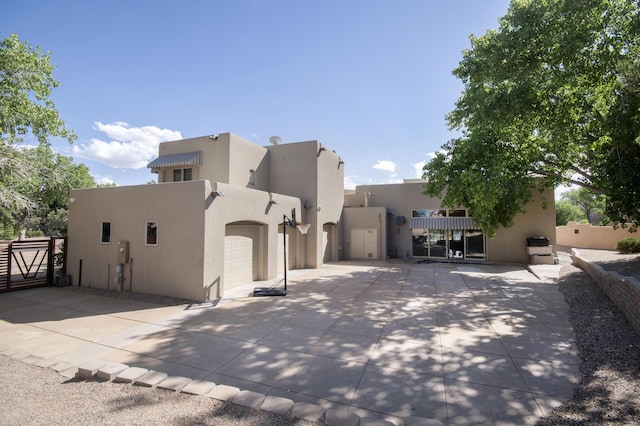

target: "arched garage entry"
[278,222,306,274]
[277,223,289,275]
[323,222,337,263]
[224,221,265,289]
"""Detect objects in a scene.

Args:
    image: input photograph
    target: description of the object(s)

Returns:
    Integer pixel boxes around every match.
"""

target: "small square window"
[183,168,192,181]
[101,222,111,243]
[146,221,158,245]
[172,168,192,182]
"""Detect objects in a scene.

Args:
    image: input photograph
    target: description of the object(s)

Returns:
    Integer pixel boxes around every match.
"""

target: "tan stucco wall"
[345,182,451,260]
[557,221,636,250]
[202,182,302,298]
[342,207,388,260]
[155,135,344,270]
[154,133,270,189]
[266,141,344,268]
[344,181,556,263]
[486,188,557,263]
[71,134,346,301]
[228,134,270,190]
[68,181,209,301]
[154,135,344,268]
[156,135,227,184]
[315,144,345,265]
[68,179,305,301]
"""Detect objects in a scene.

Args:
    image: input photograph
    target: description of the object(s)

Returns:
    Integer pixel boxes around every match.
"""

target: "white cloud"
[71,122,182,169]
[373,160,396,173]
[413,161,427,178]
[344,175,358,190]
[93,175,115,186]
[427,149,448,159]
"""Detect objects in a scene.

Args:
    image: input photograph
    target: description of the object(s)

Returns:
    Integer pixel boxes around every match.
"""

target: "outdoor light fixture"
[253,208,310,297]
[211,190,225,197]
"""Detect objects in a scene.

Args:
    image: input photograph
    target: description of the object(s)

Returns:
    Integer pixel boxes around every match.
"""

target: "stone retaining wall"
[572,249,640,335]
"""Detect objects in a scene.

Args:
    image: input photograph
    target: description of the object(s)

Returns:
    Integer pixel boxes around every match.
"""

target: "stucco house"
[67,133,556,301]
[342,181,556,264]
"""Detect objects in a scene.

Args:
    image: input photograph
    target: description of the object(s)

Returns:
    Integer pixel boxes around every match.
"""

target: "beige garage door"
[224,225,259,288]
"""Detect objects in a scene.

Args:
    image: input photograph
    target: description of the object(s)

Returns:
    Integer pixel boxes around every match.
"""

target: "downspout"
[379,213,383,261]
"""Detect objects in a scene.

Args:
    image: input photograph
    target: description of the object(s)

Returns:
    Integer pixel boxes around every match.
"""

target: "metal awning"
[147,151,202,172]
[410,216,477,230]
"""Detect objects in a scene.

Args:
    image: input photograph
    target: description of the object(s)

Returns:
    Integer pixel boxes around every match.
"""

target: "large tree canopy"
[1,34,78,227]
[423,0,640,236]
[20,145,96,236]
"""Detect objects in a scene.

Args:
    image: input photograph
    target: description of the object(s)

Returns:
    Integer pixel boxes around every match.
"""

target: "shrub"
[25,229,45,237]
[616,237,640,253]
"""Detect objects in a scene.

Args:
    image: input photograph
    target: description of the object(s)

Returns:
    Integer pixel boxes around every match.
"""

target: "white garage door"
[224,225,259,288]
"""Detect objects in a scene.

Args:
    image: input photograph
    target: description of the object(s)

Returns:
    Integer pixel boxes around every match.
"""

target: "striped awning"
[410,216,477,230]
[147,151,202,171]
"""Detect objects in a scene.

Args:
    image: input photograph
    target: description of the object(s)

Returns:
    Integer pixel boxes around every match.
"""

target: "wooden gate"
[0,238,67,293]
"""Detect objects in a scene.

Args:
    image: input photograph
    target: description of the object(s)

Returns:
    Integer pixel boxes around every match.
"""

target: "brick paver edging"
[0,350,444,426]
[572,249,640,335]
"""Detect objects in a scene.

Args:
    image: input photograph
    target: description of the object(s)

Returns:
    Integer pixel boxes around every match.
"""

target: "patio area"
[0,260,578,425]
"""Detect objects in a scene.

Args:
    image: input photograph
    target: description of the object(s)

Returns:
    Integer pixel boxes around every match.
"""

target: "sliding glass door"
[410,209,485,260]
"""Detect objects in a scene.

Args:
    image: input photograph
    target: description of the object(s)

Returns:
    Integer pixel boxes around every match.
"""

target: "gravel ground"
[536,262,640,425]
[0,356,321,425]
[2,261,640,425]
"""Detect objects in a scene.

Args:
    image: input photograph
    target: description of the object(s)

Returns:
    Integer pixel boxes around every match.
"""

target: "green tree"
[423,0,640,236]
[1,34,76,229]
[21,146,96,236]
[555,199,586,226]
[562,188,605,225]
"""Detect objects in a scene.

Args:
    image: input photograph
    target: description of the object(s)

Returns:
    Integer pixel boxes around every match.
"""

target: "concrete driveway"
[0,261,578,425]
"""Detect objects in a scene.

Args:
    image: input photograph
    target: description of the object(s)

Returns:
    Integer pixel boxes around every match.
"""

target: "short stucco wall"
[572,249,640,335]
[557,222,637,250]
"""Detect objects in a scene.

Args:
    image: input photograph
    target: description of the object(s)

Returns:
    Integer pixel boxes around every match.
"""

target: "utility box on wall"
[118,241,130,264]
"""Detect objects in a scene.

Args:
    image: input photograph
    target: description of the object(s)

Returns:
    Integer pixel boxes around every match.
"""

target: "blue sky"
[3,1,511,188]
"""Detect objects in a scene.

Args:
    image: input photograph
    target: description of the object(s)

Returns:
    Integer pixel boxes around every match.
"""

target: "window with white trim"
[101,222,111,243]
